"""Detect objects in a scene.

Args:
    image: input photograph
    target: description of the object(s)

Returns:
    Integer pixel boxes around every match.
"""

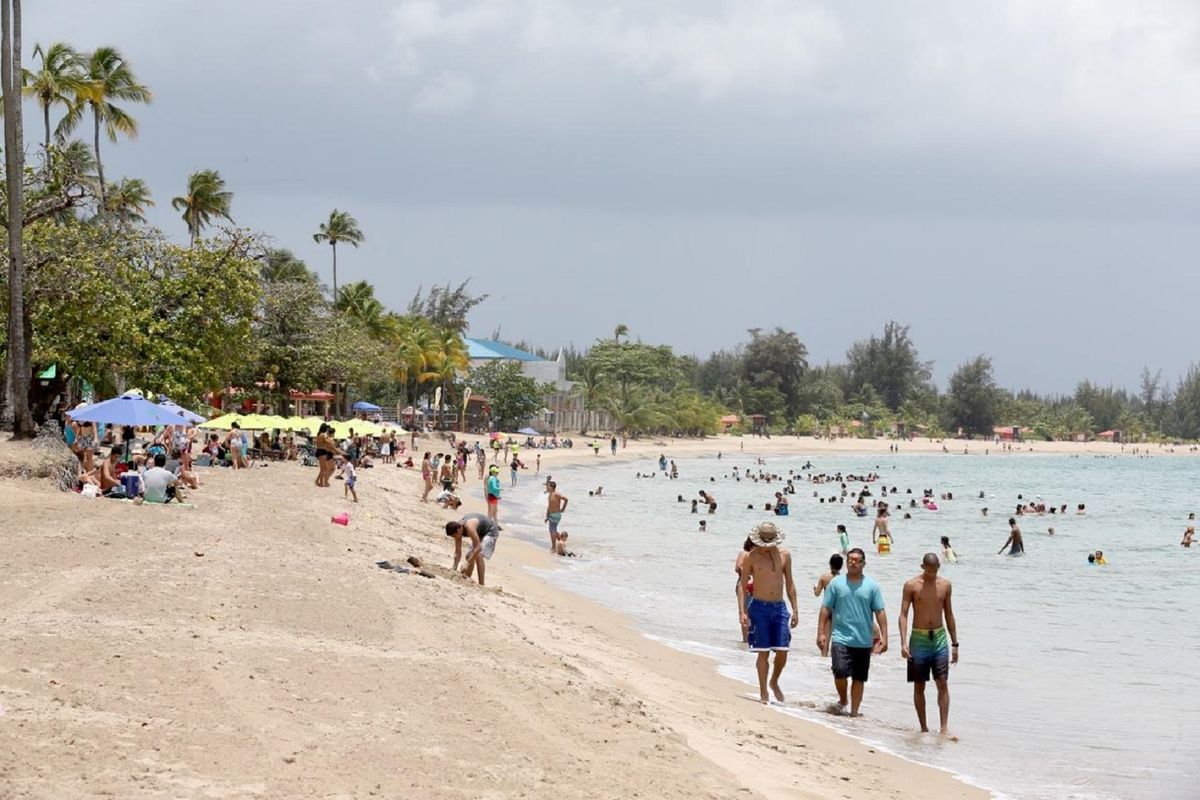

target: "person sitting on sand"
[142,452,181,504]
[813,553,843,597]
[737,522,799,705]
[99,448,122,493]
[435,489,463,510]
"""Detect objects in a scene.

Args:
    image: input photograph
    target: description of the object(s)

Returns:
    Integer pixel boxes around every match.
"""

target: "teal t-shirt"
[822,574,885,648]
[486,475,501,498]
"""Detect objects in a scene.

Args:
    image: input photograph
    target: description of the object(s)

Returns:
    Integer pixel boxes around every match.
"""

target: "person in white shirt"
[142,453,180,503]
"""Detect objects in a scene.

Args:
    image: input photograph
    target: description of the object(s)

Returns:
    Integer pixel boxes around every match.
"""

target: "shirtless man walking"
[899,553,959,736]
[736,522,799,704]
[545,480,568,552]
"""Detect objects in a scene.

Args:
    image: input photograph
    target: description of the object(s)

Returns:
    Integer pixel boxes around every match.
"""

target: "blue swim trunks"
[746,598,791,652]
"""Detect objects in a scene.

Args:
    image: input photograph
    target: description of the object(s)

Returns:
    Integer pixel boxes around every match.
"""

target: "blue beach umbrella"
[517,427,541,436]
[351,400,382,412]
[157,396,206,424]
[68,394,192,427]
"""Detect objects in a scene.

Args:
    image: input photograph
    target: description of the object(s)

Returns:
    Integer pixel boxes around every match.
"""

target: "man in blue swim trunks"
[736,521,799,705]
[817,547,887,716]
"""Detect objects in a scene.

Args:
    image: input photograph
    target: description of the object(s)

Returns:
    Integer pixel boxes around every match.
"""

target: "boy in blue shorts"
[736,522,799,704]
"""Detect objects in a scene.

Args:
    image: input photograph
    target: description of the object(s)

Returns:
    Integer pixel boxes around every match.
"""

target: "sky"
[26,0,1200,394]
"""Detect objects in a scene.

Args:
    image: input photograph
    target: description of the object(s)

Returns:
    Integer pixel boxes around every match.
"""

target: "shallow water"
[505,452,1199,800]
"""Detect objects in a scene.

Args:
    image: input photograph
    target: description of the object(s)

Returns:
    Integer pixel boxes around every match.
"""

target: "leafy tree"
[57,46,152,212]
[1168,364,1200,440]
[845,321,932,411]
[22,41,82,161]
[696,348,743,396]
[946,356,1001,436]
[741,327,808,417]
[468,360,549,430]
[171,169,232,245]
[246,277,330,416]
[407,279,487,333]
[312,208,363,304]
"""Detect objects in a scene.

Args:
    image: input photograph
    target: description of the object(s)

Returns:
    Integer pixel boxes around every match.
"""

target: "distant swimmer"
[813,553,844,597]
[1094,550,1107,565]
[899,553,959,737]
[737,522,799,705]
[940,536,958,563]
[1183,527,1195,547]
[999,518,1025,556]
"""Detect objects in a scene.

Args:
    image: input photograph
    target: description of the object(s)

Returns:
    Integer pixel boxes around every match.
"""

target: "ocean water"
[504,452,1199,800]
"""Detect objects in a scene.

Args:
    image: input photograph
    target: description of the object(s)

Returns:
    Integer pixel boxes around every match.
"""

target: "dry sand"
[6,431,1166,799]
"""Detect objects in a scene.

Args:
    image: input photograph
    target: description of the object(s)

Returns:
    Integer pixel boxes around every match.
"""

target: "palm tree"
[389,315,440,414]
[104,176,152,223]
[258,247,315,283]
[57,46,152,211]
[312,209,364,303]
[170,169,232,245]
[22,41,81,160]
[614,323,629,344]
[336,280,387,337]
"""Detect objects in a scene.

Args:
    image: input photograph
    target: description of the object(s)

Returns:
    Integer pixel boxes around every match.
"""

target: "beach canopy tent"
[157,397,206,424]
[517,427,541,436]
[69,394,192,427]
[351,400,381,412]
[198,412,244,430]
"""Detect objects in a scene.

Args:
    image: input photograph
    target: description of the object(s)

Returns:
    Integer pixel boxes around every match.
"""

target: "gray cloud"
[24,0,1200,392]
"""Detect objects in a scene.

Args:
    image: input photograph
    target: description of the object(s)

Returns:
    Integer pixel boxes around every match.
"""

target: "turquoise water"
[507,453,1199,800]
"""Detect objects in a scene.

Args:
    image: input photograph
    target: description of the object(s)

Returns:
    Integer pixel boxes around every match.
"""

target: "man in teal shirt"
[485,465,502,528]
[817,547,887,716]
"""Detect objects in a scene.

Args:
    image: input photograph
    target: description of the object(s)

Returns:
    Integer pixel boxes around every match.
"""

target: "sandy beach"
[2,432,1176,799]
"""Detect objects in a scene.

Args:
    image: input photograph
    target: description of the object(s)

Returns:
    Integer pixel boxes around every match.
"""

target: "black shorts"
[831,643,872,682]
[441,479,454,491]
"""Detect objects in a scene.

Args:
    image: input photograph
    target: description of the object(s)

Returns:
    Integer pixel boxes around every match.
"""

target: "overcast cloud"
[27,1,1200,393]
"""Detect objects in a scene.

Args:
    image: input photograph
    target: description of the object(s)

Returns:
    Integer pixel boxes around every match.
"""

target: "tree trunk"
[331,241,338,305]
[93,105,106,213]
[2,0,32,436]
[41,98,49,164]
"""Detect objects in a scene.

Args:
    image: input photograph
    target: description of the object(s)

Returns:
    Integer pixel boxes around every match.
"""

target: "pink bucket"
[331,512,349,526]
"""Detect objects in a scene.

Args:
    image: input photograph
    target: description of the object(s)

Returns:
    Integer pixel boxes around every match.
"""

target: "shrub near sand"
[0,422,80,490]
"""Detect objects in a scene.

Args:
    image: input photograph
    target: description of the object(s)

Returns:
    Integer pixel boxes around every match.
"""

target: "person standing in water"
[999,517,1025,555]
[736,522,799,705]
[817,548,887,716]
[545,480,568,552]
[899,553,959,737]
[813,553,844,596]
[872,506,892,554]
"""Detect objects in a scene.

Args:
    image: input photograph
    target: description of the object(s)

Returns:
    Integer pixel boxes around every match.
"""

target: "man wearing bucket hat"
[736,521,799,705]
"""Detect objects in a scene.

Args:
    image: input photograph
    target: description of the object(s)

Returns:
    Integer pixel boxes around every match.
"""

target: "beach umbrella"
[286,417,323,434]
[198,412,244,430]
[517,427,540,436]
[235,414,283,430]
[157,397,206,425]
[69,394,194,428]
[351,400,381,412]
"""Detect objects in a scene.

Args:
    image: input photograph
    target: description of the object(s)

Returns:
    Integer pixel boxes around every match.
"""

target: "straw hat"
[748,521,785,548]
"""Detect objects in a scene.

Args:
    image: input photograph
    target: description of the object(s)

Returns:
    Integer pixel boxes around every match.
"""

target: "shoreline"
[0,433,1002,799]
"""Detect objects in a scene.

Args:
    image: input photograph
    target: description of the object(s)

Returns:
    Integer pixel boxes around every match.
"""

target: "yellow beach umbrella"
[234,414,278,430]
[198,412,243,430]
[284,416,322,434]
